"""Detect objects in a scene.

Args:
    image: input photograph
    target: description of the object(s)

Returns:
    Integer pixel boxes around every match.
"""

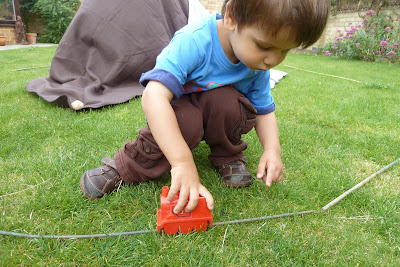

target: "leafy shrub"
[323,9,400,63]
[20,0,80,43]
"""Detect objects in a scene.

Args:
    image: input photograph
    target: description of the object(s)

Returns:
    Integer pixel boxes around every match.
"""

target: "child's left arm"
[254,111,284,187]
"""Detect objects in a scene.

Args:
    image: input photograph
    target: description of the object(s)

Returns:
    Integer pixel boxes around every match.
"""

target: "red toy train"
[157,186,213,234]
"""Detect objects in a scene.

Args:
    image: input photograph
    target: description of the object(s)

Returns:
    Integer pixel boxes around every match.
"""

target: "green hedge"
[20,0,80,43]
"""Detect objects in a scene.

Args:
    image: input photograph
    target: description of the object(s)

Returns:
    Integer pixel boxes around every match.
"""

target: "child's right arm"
[141,81,214,214]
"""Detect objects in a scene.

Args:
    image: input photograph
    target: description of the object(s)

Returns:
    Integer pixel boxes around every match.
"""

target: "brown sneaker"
[80,156,123,200]
[217,159,253,187]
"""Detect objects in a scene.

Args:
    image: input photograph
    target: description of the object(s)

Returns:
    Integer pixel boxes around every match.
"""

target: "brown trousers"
[115,86,257,184]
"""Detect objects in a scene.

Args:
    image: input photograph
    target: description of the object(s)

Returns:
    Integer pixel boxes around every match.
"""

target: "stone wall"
[199,0,223,14]
[0,13,42,45]
[0,26,18,44]
[0,12,42,45]
[322,11,365,46]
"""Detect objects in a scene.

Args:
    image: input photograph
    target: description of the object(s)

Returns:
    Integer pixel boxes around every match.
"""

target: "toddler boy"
[80,0,329,214]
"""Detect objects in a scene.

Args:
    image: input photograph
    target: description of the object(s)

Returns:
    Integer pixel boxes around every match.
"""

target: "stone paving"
[0,43,57,51]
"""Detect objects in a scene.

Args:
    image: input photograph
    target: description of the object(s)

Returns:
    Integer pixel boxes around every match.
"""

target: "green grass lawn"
[0,47,399,266]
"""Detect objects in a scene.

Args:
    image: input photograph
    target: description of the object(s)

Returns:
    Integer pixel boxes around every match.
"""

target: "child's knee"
[234,95,257,137]
[202,87,257,143]
[207,87,257,133]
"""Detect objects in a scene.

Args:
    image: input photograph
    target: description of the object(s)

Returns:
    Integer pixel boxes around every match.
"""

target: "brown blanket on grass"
[26,0,189,109]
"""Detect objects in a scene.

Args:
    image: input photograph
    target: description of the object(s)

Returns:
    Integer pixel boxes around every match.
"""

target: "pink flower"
[357,24,362,28]
[371,30,375,33]
[388,51,395,55]
[385,27,391,31]
[380,41,388,46]
[334,41,338,45]
[333,46,338,50]
[349,35,354,38]
[363,19,368,23]
[393,43,399,47]
[337,29,341,33]
[349,22,352,25]
[366,10,375,15]
[356,43,360,47]
[325,51,331,56]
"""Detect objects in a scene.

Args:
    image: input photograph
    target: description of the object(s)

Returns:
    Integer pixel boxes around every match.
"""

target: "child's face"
[228,24,298,71]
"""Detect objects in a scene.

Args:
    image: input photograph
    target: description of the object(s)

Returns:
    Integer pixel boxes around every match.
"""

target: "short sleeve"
[140,32,203,98]
[244,70,275,115]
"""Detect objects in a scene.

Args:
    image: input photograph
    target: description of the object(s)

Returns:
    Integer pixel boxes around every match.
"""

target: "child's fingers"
[174,188,190,214]
[199,186,214,210]
[265,164,279,186]
[264,171,274,187]
[256,158,267,180]
[263,165,283,187]
[166,185,179,202]
[185,189,199,212]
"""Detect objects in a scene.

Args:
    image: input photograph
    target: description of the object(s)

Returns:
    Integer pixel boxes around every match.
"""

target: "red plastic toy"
[157,186,213,234]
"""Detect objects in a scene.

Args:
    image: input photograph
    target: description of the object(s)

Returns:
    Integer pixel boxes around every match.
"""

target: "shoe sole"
[222,181,252,187]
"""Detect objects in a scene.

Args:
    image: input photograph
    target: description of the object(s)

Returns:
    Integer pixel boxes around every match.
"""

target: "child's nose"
[264,54,281,67]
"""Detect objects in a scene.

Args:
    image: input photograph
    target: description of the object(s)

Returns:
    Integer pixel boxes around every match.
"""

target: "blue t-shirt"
[140,14,275,115]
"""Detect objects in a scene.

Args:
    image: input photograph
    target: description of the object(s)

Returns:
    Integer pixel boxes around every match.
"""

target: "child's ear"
[223,2,237,31]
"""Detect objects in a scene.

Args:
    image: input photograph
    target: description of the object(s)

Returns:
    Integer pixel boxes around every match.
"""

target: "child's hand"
[256,150,283,187]
[167,161,214,214]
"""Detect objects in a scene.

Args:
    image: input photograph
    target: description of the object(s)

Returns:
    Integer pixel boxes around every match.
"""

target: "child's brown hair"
[221,0,329,48]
